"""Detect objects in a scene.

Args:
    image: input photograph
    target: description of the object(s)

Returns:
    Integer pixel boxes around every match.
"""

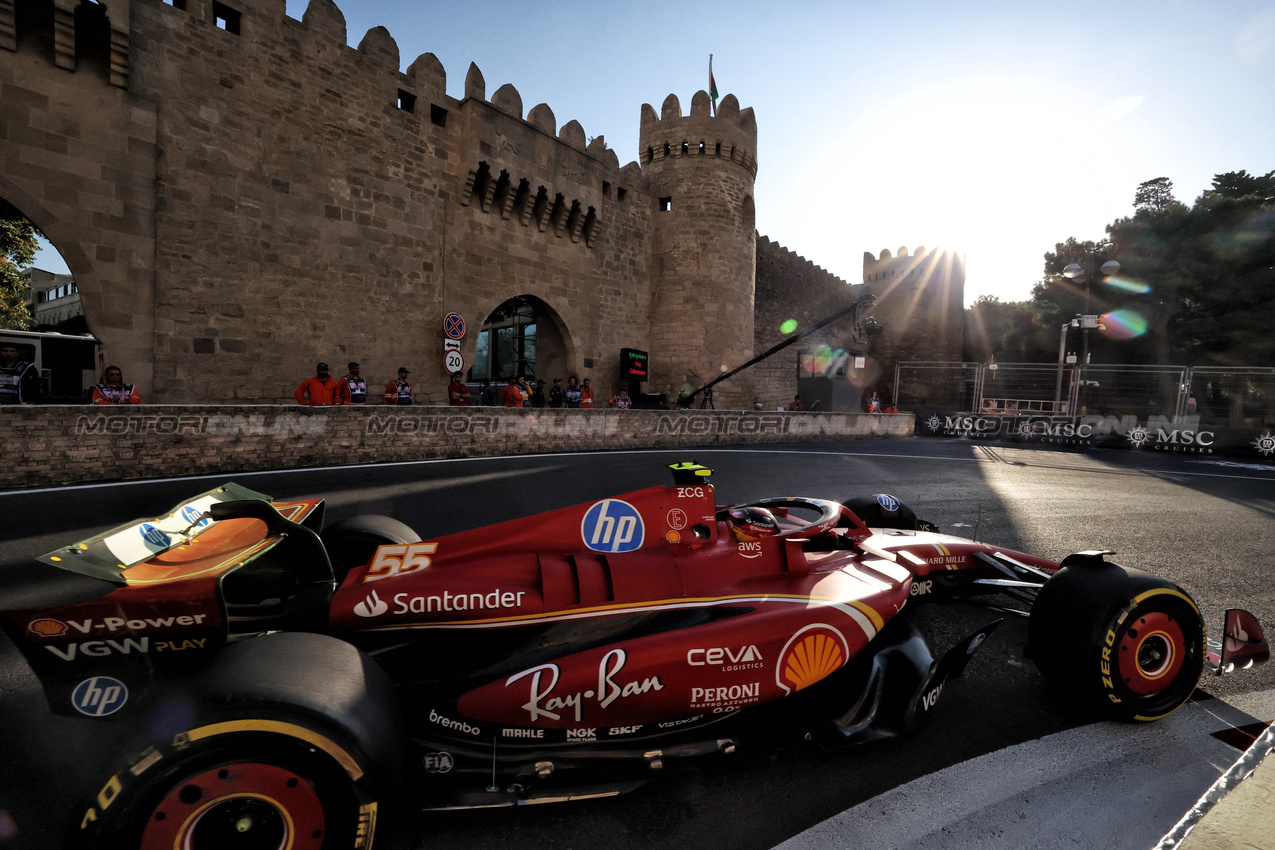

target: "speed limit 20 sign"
[444,349,465,374]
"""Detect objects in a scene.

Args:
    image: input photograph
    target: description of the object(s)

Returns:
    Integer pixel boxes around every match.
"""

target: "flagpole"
[709,54,717,117]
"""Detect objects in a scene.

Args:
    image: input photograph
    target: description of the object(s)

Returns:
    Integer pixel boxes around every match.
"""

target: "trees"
[0,198,39,330]
[1007,172,1275,367]
[1133,176,1178,213]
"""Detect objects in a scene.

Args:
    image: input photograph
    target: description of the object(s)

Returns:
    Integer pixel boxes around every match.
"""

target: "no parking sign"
[444,312,466,339]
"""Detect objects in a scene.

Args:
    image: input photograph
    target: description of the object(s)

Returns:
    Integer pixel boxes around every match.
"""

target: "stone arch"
[469,294,574,385]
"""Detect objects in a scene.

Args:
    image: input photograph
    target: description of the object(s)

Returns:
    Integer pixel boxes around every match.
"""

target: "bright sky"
[32,0,1275,305]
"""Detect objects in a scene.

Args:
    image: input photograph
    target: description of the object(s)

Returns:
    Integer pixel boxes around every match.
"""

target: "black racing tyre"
[840,494,936,531]
[68,633,402,850]
[1028,558,1205,722]
[322,515,421,580]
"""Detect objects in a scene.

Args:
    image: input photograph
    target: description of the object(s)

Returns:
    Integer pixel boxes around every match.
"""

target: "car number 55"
[363,542,438,582]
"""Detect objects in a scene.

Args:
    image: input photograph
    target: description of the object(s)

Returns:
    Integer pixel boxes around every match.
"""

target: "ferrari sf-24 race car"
[2,461,1268,849]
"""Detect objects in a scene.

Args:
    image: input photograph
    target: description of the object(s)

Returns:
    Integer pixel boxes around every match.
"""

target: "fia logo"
[71,676,129,717]
[423,752,454,774]
[581,500,644,553]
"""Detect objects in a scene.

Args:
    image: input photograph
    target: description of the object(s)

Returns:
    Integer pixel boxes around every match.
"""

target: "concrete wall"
[1,405,913,490]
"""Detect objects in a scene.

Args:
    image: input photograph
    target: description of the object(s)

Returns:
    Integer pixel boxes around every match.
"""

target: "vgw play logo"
[581,499,644,553]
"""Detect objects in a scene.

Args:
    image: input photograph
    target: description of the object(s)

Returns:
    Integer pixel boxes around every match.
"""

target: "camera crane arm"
[682,292,878,406]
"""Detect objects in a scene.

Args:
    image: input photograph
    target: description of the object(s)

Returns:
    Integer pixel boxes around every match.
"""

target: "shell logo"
[28,618,68,638]
[777,625,849,694]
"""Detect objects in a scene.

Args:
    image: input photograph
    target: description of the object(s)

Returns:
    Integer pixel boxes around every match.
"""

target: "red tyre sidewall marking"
[141,762,326,850]
[1118,610,1186,696]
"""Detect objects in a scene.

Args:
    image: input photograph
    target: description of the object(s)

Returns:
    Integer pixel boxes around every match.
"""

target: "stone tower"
[640,90,758,409]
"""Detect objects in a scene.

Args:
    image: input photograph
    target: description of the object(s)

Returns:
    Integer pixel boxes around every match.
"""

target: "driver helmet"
[727,506,780,542]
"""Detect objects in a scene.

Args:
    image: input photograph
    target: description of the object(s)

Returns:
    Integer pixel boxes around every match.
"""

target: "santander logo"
[354,590,388,618]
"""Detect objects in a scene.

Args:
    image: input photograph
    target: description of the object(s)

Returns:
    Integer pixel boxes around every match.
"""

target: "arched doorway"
[469,295,570,383]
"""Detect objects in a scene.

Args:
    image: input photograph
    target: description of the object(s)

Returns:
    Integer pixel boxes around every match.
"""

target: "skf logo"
[581,499,644,553]
[354,590,389,618]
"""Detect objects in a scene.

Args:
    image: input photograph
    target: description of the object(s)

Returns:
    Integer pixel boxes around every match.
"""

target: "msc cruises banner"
[915,412,1275,464]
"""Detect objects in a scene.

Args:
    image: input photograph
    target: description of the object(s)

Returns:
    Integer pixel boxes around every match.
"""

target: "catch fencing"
[895,362,1275,428]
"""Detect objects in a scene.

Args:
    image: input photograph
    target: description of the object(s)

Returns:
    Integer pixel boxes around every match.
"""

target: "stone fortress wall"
[862,246,967,401]
[1,0,956,412]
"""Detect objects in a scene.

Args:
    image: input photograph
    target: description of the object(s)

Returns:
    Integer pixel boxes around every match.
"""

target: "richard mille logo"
[1254,432,1275,456]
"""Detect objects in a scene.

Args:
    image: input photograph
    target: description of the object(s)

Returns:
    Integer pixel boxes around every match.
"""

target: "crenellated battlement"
[0,0,626,171]
[637,90,758,176]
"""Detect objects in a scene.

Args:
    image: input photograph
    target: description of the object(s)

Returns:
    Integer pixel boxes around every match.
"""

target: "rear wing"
[37,483,287,584]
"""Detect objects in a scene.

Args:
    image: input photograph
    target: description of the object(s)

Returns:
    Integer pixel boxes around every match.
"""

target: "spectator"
[564,375,582,408]
[530,378,546,408]
[479,378,498,406]
[337,362,367,405]
[868,391,882,413]
[0,343,40,405]
[609,387,632,408]
[788,394,803,411]
[548,378,564,408]
[580,377,595,409]
[295,362,340,405]
[501,377,525,408]
[91,366,140,405]
[447,373,471,406]
[385,367,413,405]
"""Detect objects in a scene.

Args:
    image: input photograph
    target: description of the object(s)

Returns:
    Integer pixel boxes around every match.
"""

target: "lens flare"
[780,319,798,334]
[1101,309,1147,340]
[1103,276,1151,294]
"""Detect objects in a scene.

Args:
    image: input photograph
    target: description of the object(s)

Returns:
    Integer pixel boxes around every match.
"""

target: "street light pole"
[1062,256,1121,365]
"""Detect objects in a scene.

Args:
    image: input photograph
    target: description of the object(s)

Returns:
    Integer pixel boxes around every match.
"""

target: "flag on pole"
[709,54,718,116]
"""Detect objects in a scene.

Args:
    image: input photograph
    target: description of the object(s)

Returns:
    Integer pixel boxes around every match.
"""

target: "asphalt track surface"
[1,439,1273,849]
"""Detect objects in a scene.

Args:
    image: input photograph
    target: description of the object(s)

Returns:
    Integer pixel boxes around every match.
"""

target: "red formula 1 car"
[2,462,1268,849]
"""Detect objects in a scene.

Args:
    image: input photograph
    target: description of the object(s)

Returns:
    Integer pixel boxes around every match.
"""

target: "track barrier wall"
[0,406,913,490]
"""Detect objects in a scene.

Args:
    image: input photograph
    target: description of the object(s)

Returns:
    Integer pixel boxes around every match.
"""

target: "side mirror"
[1207,609,1270,675]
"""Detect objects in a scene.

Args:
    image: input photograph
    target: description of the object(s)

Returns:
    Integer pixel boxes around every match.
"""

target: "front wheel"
[1028,559,1205,722]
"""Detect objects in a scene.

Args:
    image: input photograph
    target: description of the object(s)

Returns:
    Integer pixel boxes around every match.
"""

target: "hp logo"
[139,523,170,548]
[181,506,212,529]
[71,676,129,717]
[581,500,645,553]
[875,494,900,513]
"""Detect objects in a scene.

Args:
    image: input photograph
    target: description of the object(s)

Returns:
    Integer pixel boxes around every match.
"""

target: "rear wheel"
[70,633,400,849]
[1028,558,1205,721]
[94,730,368,850]
[322,515,421,582]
